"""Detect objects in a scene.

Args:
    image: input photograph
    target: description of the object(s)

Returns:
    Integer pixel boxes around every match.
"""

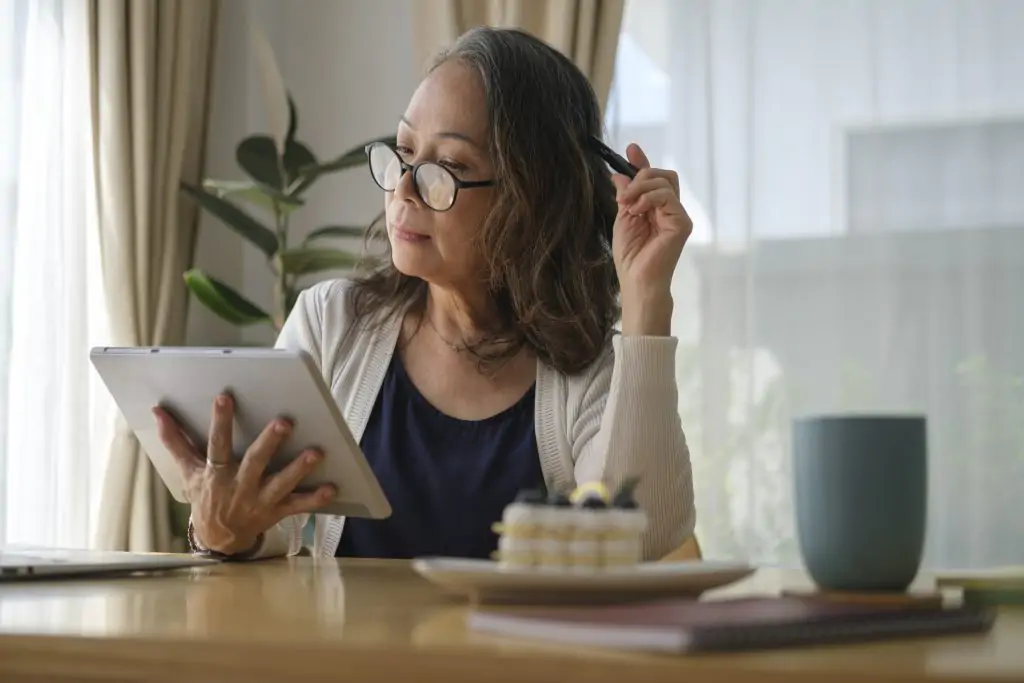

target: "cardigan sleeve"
[569,335,696,560]
[217,285,325,560]
[256,284,336,558]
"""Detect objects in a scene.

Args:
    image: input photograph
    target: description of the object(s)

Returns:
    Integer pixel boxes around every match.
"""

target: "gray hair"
[353,27,620,375]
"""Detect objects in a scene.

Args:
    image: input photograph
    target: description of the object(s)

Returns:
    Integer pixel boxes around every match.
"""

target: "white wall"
[186,0,420,346]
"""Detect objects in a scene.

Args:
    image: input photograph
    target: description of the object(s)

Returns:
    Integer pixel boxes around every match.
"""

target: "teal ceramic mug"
[793,415,927,592]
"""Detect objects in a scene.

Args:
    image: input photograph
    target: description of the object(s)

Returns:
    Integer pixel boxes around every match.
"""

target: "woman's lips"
[393,226,430,243]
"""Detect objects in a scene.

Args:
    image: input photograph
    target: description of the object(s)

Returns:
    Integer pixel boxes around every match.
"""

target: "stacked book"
[936,566,1024,607]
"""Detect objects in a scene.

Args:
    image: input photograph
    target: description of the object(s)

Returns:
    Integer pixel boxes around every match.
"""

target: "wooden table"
[0,558,1020,682]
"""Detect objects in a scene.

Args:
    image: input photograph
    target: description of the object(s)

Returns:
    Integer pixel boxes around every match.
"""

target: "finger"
[617,177,673,205]
[237,417,294,490]
[206,393,234,470]
[630,188,685,217]
[274,485,337,519]
[626,142,651,170]
[610,173,631,194]
[153,407,204,476]
[636,167,679,196]
[259,448,323,505]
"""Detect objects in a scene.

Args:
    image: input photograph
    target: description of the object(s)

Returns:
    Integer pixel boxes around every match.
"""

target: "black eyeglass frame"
[364,141,495,212]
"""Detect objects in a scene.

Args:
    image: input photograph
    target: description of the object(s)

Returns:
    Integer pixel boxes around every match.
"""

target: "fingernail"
[275,421,290,435]
[216,395,228,407]
[322,485,337,498]
[306,450,322,464]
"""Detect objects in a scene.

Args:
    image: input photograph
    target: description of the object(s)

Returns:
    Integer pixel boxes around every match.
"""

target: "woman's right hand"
[153,393,336,555]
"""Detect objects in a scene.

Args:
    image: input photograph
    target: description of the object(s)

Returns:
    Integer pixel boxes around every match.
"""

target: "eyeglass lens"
[368,144,457,211]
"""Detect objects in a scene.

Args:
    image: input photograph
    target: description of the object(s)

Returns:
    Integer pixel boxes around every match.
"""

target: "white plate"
[411,557,756,605]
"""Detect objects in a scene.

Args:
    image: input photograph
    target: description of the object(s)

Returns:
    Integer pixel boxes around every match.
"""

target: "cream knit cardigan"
[243,278,695,560]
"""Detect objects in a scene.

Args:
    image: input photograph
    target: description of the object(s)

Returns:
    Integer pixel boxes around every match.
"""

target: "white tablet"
[89,346,391,519]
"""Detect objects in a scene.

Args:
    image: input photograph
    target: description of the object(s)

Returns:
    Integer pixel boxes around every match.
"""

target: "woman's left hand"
[610,143,693,335]
[611,143,693,294]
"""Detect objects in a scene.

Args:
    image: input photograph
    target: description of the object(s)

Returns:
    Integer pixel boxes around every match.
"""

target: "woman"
[157,27,695,561]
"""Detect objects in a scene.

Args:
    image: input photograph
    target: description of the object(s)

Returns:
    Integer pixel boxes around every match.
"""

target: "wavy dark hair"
[351,27,620,375]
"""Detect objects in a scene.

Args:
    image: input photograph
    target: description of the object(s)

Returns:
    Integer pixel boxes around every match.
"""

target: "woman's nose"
[393,166,422,206]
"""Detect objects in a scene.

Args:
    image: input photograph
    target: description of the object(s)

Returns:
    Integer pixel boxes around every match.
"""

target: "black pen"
[589,136,640,179]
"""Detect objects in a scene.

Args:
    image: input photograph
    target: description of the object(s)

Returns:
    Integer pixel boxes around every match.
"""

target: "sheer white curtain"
[608,0,1024,569]
[0,0,112,548]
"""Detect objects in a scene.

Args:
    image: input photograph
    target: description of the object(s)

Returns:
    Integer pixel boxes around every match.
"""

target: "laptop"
[0,544,218,580]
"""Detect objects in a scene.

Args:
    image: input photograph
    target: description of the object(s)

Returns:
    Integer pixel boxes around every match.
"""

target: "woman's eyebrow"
[400,115,481,148]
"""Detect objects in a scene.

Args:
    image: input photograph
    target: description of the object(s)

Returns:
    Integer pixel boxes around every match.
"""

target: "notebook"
[780,588,946,609]
[936,566,1024,590]
[467,596,995,654]
[936,566,1024,607]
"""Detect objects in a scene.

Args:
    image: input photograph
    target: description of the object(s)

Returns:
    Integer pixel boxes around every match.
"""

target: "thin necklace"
[425,314,469,353]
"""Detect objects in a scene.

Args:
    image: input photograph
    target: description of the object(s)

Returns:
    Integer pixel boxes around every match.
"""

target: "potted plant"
[180,28,392,332]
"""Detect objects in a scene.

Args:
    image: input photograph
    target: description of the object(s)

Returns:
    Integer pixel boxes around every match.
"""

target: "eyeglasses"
[365,142,495,212]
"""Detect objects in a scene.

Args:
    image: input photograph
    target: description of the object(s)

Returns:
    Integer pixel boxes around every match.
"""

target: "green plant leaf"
[279,247,361,275]
[201,178,258,195]
[236,134,317,191]
[304,225,368,242]
[283,140,317,182]
[202,179,304,215]
[286,95,298,145]
[236,135,283,189]
[183,269,271,325]
[288,134,397,197]
[180,182,279,258]
[279,95,317,196]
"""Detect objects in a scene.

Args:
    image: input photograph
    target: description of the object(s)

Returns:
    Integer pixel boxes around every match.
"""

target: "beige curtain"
[90,0,219,552]
[413,0,625,110]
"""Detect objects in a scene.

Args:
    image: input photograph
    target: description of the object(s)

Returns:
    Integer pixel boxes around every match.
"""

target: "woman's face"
[384,60,494,288]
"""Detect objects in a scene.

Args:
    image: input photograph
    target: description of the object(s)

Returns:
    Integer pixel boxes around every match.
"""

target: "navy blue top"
[336,354,543,560]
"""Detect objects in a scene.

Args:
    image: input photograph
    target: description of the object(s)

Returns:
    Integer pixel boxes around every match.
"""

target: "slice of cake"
[603,479,647,567]
[494,488,546,568]
[493,478,647,570]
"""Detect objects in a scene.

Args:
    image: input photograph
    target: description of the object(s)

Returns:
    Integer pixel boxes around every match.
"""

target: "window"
[0,0,111,548]
[0,0,28,543]
[608,0,1024,568]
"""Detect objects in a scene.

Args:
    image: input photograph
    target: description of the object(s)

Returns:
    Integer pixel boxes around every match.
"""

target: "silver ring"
[206,459,230,470]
